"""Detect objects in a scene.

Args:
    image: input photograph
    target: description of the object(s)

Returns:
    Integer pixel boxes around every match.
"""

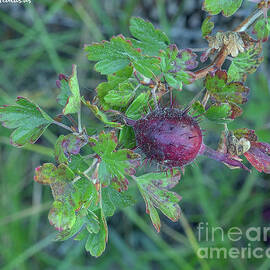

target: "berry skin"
[132,107,203,167]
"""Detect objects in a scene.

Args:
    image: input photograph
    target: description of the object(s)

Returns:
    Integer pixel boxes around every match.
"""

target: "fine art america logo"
[197,222,270,259]
[0,0,31,3]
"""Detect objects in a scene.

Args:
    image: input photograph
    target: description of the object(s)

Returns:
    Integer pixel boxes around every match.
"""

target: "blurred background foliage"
[0,0,270,269]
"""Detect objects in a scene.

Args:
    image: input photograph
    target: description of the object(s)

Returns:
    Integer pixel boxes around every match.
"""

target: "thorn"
[143,106,148,114]
[170,95,177,108]
[147,101,153,112]
[169,167,173,177]
[182,105,191,115]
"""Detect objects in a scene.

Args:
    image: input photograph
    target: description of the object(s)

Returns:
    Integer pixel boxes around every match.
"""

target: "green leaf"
[95,66,133,110]
[102,186,136,217]
[228,43,263,82]
[85,209,108,257]
[85,35,133,74]
[203,0,243,17]
[68,155,91,175]
[160,45,197,89]
[48,200,76,232]
[86,210,100,234]
[97,161,112,187]
[74,228,89,241]
[205,103,232,122]
[57,65,81,115]
[119,126,136,149]
[205,70,249,104]
[0,97,53,147]
[85,35,160,78]
[102,188,116,217]
[201,16,214,38]
[104,81,135,107]
[82,98,122,128]
[72,177,98,211]
[125,92,151,120]
[55,210,88,241]
[135,170,182,231]
[132,57,160,78]
[85,35,138,75]
[253,18,270,42]
[129,17,170,56]
[89,131,140,191]
[191,101,206,117]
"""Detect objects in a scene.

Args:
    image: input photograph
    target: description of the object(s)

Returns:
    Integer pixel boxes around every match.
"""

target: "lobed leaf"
[160,45,197,89]
[103,81,135,108]
[95,66,133,110]
[228,43,263,82]
[205,103,232,122]
[102,186,136,217]
[205,70,249,104]
[85,209,108,257]
[203,0,243,17]
[89,131,140,191]
[0,97,53,147]
[135,170,182,232]
[85,35,160,78]
[129,17,170,56]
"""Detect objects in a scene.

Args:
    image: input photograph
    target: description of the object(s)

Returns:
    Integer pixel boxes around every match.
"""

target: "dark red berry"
[133,108,203,167]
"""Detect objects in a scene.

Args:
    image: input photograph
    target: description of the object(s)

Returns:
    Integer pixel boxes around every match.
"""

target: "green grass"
[0,1,270,269]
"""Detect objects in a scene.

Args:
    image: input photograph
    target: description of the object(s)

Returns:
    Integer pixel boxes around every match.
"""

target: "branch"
[194,8,263,81]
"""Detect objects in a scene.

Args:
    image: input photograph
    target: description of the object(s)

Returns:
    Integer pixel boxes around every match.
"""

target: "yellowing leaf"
[56,64,81,115]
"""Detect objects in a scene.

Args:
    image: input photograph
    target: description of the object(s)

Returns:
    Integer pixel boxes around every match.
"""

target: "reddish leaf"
[244,142,270,173]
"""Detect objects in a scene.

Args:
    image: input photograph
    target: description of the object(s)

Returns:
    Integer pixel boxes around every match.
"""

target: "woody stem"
[194,8,263,82]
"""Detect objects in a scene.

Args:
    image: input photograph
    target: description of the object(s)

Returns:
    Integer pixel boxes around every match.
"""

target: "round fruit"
[132,107,203,167]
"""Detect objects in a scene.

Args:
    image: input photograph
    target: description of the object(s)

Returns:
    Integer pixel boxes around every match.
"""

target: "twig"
[194,8,264,81]
[234,9,263,32]
[201,91,210,108]
[72,158,98,184]
[151,84,158,109]
[189,47,208,52]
